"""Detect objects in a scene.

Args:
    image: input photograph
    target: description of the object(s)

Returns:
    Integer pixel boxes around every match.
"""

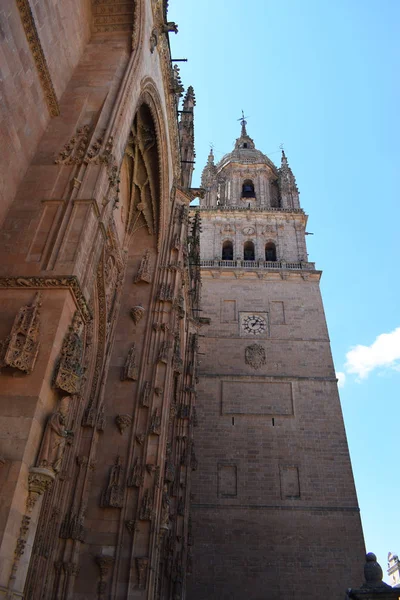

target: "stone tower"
[188,120,366,599]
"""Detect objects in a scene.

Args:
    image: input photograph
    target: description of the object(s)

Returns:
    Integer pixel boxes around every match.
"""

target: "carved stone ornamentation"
[139,490,153,521]
[127,457,144,488]
[173,332,183,373]
[133,250,152,283]
[100,456,124,509]
[0,292,41,374]
[36,396,73,474]
[165,460,176,483]
[157,341,172,364]
[160,485,171,531]
[60,503,86,542]
[27,467,55,512]
[95,555,114,598]
[149,408,161,435]
[140,381,151,407]
[115,414,132,435]
[245,344,266,370]
[136,557,149,590]
[0,277,91,322]
[55,125,90,165]
[130,305,145,325]
[16,0,60,116]
[157,283,174,302]
[121,343,139,381]
[54,312,85,394]
[125,520,137,536]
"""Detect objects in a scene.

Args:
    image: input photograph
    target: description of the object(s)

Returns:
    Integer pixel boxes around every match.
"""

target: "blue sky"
[170,0,400,580]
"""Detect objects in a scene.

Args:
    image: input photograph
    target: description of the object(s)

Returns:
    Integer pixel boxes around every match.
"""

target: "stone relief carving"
[121,343,139,381]
[140,381,151,407]
[245,344,266,370]
[54,312,85,394]
[55,125,90,165]
[60,503,86,542]
[130,305,145,325]
[95,555,114,599]
[115,414,132,435]
[0,291,41,374]
[136,557,149,590]
[173,332,183,373]
[158,282,174,302]
[139,490,153,521]
[27,468,55,512]
[127,457,144,488]
[149,408,161,435]
[133,249,152,283]
[158,340,171,364]
[160,485,170,531]
[36,396,73,474]
[16,0,60,116]
[100,456,124,509]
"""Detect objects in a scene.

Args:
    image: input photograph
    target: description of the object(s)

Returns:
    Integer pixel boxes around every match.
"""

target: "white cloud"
[336,372,346,388]
[345,327,400,380]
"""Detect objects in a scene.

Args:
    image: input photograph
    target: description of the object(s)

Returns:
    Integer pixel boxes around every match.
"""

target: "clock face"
[242,314,267,335]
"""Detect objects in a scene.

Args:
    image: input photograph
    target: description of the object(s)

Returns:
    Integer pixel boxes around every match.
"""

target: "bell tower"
[188,121,365,599]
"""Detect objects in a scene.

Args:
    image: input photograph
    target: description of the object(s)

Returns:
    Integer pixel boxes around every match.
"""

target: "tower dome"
[200,118,300,210]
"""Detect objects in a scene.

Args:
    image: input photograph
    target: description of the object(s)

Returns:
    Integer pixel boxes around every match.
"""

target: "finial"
[238,110,249,137]
[207,144,214,164]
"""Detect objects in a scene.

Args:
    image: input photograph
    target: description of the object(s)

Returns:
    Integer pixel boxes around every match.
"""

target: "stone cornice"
[16,0,60,117]
[199,268,321,282]
[0,276,91,322]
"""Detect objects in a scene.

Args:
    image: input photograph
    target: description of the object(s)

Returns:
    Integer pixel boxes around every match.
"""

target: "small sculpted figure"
[37,397,73,474]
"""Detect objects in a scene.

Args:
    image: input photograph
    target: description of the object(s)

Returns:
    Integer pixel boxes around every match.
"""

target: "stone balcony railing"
[194,206,304,214]
[199,259,315,270]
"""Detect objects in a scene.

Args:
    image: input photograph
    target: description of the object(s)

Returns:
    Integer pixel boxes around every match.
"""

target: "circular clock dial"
[243,315,267,335]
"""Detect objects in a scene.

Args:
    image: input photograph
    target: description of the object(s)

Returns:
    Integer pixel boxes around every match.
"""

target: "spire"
[179,86,196,189]
[278,148,300,209]
[234,111,255,150]
[201,146,216,189]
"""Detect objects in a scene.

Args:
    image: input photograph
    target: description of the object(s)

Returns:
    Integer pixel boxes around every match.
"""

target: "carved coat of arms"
[245,344,266,370]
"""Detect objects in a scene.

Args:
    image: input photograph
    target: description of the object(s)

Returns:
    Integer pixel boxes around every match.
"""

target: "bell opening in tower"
[243,240,255,261]
[242,179,255,198]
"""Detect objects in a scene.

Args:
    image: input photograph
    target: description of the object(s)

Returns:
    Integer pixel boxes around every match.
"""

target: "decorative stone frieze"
[16,0,60,116]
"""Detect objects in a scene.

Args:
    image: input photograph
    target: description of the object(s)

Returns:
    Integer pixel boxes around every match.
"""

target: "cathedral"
[0,1,396,599]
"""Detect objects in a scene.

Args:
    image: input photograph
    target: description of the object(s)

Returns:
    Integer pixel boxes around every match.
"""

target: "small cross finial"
[279,143,286,159]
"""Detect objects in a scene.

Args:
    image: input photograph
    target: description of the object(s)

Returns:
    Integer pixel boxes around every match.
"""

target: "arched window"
[244,241,255,261]
[265,242,277,262]
[222,240,233,261]
[242,179,255,198]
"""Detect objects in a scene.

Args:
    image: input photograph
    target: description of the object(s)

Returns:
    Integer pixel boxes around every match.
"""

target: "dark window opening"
[265,242,277,262]
[222,240,233,261]
[244,241,255,261]
[242,179,255,198]
[243,143,248,148]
